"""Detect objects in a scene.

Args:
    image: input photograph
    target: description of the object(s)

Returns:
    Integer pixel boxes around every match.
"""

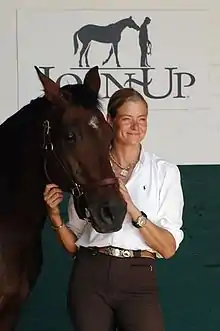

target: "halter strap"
[42,120,116,197]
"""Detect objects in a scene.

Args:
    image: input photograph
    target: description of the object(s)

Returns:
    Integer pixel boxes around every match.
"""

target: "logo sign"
[16,9,211,164]
[17,10,208,111]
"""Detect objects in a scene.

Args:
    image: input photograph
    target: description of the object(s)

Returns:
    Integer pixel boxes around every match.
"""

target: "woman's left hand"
[118,179,136,215]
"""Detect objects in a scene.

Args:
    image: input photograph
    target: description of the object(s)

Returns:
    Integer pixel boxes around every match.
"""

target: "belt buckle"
[105,247,133,258]
[122,249,132,257]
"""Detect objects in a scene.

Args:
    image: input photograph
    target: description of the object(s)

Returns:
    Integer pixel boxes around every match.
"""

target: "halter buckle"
[43,120,51,135]
[43,120,53,151]
[72,183,83,198]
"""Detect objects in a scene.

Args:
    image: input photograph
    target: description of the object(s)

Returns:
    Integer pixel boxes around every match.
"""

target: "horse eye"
[66,131,76,142]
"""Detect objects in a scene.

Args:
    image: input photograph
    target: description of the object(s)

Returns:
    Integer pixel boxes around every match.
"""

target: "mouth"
[127,132,140,136]
[92,222,122,234]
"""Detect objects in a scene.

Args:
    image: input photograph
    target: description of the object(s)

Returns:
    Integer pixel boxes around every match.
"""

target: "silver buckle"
[105,247,133,258]
[122,249,133,257]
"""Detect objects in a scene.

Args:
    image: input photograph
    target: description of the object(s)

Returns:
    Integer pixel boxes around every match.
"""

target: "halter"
[42,120,116,198]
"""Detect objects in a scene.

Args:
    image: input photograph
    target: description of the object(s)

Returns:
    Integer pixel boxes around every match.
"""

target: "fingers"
[45,191,63,205]
[44,183,59,195]
[44,186,63,200]
[118,179,127,193]
[43,184,64,209]
[46,196,63,210]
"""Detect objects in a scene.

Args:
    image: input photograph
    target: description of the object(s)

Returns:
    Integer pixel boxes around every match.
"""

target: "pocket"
[125,261,158,294]
[130,263,153,271]
[130,257,155,269]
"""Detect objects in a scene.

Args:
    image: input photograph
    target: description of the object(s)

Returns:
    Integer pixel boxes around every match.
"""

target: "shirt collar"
[139,144,146,165]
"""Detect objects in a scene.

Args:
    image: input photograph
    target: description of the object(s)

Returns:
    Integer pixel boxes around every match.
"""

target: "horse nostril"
[100,205,113,223]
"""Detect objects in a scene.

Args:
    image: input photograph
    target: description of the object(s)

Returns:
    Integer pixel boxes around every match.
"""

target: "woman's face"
[108,100,148,146]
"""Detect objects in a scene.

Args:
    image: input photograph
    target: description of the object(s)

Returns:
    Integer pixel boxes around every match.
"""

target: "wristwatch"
[132,211,148,228]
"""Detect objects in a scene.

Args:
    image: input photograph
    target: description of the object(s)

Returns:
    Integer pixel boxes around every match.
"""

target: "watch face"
[138,216,146,227]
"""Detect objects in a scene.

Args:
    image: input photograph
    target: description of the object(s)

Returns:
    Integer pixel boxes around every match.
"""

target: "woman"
[44,88,184,331]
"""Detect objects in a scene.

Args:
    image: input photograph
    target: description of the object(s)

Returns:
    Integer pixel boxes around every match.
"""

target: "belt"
[87,246,156,259]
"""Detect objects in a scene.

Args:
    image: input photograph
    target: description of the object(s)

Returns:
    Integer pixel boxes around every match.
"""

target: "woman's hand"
[43,184,64,219]
[118,179,133,209]
[118,179,143,222]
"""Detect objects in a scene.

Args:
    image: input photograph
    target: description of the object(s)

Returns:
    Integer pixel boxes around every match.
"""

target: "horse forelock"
[61,84,102,114]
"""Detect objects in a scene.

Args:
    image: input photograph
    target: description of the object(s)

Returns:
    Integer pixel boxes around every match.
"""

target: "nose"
[131,120,138,130]
[97,199,126,233]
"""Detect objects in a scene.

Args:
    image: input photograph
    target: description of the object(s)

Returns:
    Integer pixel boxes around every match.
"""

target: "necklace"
[109,152,137,177]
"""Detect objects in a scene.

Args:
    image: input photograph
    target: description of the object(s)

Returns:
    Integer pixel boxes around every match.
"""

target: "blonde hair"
[107,88,148,119]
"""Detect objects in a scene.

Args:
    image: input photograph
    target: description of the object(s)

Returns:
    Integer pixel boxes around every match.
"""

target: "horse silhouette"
[139,17,152,67]
[73,16,139,67]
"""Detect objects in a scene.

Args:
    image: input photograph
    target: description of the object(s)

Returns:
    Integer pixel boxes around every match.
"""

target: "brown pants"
[67,247,165,331]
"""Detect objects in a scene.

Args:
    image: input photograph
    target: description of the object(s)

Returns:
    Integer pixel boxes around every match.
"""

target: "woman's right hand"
[43,184,64,219]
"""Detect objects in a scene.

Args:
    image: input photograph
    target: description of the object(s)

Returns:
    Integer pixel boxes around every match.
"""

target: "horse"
[0,66,126,331]
[73,16,140,67]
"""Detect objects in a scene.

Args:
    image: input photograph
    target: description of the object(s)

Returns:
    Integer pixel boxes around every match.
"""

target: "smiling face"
[111,100,148,146]
[107,88,148,147]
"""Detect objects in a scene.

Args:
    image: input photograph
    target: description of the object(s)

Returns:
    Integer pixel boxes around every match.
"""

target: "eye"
[121,117,131,122]
[66,131,76,142]
[139,117,147,122]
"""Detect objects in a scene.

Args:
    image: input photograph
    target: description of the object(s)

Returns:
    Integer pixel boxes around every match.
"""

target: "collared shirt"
[66,147,184,258]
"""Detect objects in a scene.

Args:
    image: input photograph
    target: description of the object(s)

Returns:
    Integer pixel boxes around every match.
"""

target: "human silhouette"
[139,17,152,67]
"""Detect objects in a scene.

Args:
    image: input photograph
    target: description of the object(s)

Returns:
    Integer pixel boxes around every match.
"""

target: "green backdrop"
[16,165,220,331]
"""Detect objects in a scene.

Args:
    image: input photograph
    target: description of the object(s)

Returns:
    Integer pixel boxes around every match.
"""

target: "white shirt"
[66,147,184,258]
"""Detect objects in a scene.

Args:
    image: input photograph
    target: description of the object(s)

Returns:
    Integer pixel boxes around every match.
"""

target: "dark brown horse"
[0,66,126,330]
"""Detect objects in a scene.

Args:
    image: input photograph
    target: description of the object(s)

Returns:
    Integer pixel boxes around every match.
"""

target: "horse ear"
[34,66,60,102]
[83,66,101,94]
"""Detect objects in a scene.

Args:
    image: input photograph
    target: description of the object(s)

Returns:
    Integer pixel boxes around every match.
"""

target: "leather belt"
[87,246,156,259]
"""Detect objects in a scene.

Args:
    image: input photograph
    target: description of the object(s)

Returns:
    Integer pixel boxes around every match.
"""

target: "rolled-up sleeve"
[154,164,184,253]
[66,195,87,238]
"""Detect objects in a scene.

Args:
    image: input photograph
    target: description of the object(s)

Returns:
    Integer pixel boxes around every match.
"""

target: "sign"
[17,9,213,164]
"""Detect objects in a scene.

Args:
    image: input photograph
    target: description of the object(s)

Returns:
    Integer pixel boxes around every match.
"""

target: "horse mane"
[0,84,102,144]
[0,97,48,143]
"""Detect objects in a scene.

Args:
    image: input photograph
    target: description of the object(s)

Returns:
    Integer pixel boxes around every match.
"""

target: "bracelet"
[51,221,64,231]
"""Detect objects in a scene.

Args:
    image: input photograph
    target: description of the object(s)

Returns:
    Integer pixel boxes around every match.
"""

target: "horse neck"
[11,145,45,204]
[0,146,47,232]
[114,19,131,33]
[0,99,47,219]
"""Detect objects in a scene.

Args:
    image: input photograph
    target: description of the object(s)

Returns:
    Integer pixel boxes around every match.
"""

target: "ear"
[83,66,101,94]
[34,66,61,102]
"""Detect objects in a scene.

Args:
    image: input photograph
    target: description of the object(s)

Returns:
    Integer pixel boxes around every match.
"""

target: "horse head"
[125,16,140,31]
[35,66,126,233]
